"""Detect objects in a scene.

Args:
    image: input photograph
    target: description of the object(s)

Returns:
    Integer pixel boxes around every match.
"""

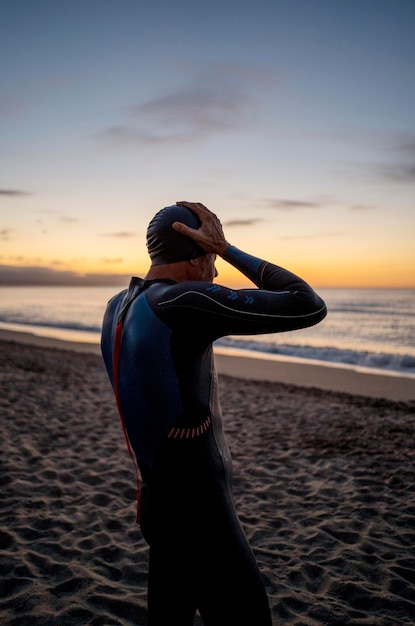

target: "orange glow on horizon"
[1,253,414,289]
[212,259,415,289]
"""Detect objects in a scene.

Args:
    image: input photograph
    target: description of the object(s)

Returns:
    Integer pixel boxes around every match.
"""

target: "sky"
[1,0,414,288]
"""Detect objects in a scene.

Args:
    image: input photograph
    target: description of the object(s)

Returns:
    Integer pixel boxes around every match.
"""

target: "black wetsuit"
[101,246,327,626]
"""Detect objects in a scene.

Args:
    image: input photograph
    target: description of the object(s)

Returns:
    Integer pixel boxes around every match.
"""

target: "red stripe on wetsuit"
[113,320,141,524]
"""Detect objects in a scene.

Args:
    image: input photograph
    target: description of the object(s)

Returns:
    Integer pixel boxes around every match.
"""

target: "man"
[101,201,327,625]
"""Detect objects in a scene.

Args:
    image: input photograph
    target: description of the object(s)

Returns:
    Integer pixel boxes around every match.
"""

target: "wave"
[0,314,102,335]
[214,337,415,374]
[1,315,414,376]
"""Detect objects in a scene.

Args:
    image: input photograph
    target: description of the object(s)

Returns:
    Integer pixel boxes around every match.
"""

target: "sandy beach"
[1,332,415,625]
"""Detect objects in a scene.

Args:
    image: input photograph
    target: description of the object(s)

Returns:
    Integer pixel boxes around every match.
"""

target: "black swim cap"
[146,204,206,265]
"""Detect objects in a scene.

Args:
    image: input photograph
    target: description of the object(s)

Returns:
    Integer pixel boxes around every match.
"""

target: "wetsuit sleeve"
[223,245,326,311]
[148,246,327,339]
[223,245,322,296]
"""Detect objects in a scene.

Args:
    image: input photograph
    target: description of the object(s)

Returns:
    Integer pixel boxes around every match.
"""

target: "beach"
[1,332,415,625]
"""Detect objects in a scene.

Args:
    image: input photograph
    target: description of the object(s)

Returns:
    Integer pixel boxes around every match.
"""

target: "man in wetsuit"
[101,201,327,626]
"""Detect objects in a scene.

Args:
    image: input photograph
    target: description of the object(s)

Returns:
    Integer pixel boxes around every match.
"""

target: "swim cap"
[146,204,206,265]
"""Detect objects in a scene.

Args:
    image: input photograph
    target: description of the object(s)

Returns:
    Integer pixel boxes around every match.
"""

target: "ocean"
[0,286,414,377]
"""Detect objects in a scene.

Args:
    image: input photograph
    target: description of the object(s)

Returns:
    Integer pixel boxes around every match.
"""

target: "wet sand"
[1,336,414,625]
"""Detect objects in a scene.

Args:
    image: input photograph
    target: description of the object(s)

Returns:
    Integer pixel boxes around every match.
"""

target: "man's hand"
[173,201,230,256]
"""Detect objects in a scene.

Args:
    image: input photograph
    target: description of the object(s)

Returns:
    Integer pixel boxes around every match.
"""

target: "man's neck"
[144,261,191,282]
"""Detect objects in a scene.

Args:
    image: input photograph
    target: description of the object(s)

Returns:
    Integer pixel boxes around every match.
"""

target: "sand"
[1,335,415,625]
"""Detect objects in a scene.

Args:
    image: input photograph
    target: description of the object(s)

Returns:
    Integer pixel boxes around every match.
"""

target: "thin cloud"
[265,199,321,211]
[0,189,32,197]
[35,210,80,224]
[397,139,415,157]
[100,231,137,238]
[375,162,415,183]
[60,216,80,223]
[350,204,377,211]
[0,229,14,240]
[100,257,123,264]
[223,218,263,227]
[326,130,415,185]
[94,62,270,146]
[1,255,25,262]
[358,133,415,184]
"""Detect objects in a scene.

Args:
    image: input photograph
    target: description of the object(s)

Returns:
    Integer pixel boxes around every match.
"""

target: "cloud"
[0,264,130,286]
[374,162,415,183]
[397,139,415,157]
[33,210,80,225]
[363,133,415,183]
[350,204,377,211]
[100,257,123,264]
[223,218,263,227]
[100,231,137,238]
[0,189,32,197]
[94,62,270,146]
[60,216,80,223]
[0,229,14,240]
[327,130,415,185]
[265,198,321,211]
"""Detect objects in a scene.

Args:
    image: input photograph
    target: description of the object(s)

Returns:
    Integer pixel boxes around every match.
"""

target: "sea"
[0,286,414,378]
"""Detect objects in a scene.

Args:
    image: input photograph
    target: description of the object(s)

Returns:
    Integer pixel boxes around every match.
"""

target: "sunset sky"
[1,0,414,288]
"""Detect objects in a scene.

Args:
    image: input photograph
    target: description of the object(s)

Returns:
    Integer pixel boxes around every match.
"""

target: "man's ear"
[188,257,200,267]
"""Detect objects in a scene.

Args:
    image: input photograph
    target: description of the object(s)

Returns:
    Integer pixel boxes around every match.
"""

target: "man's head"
[146,204,206,266]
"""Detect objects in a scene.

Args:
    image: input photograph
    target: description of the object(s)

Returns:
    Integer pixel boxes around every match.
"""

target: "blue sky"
[1,0,414,287]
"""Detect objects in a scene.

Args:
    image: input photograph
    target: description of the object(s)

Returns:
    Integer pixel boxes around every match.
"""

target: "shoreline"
[214,347,415,402]
[1,327,414,402]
